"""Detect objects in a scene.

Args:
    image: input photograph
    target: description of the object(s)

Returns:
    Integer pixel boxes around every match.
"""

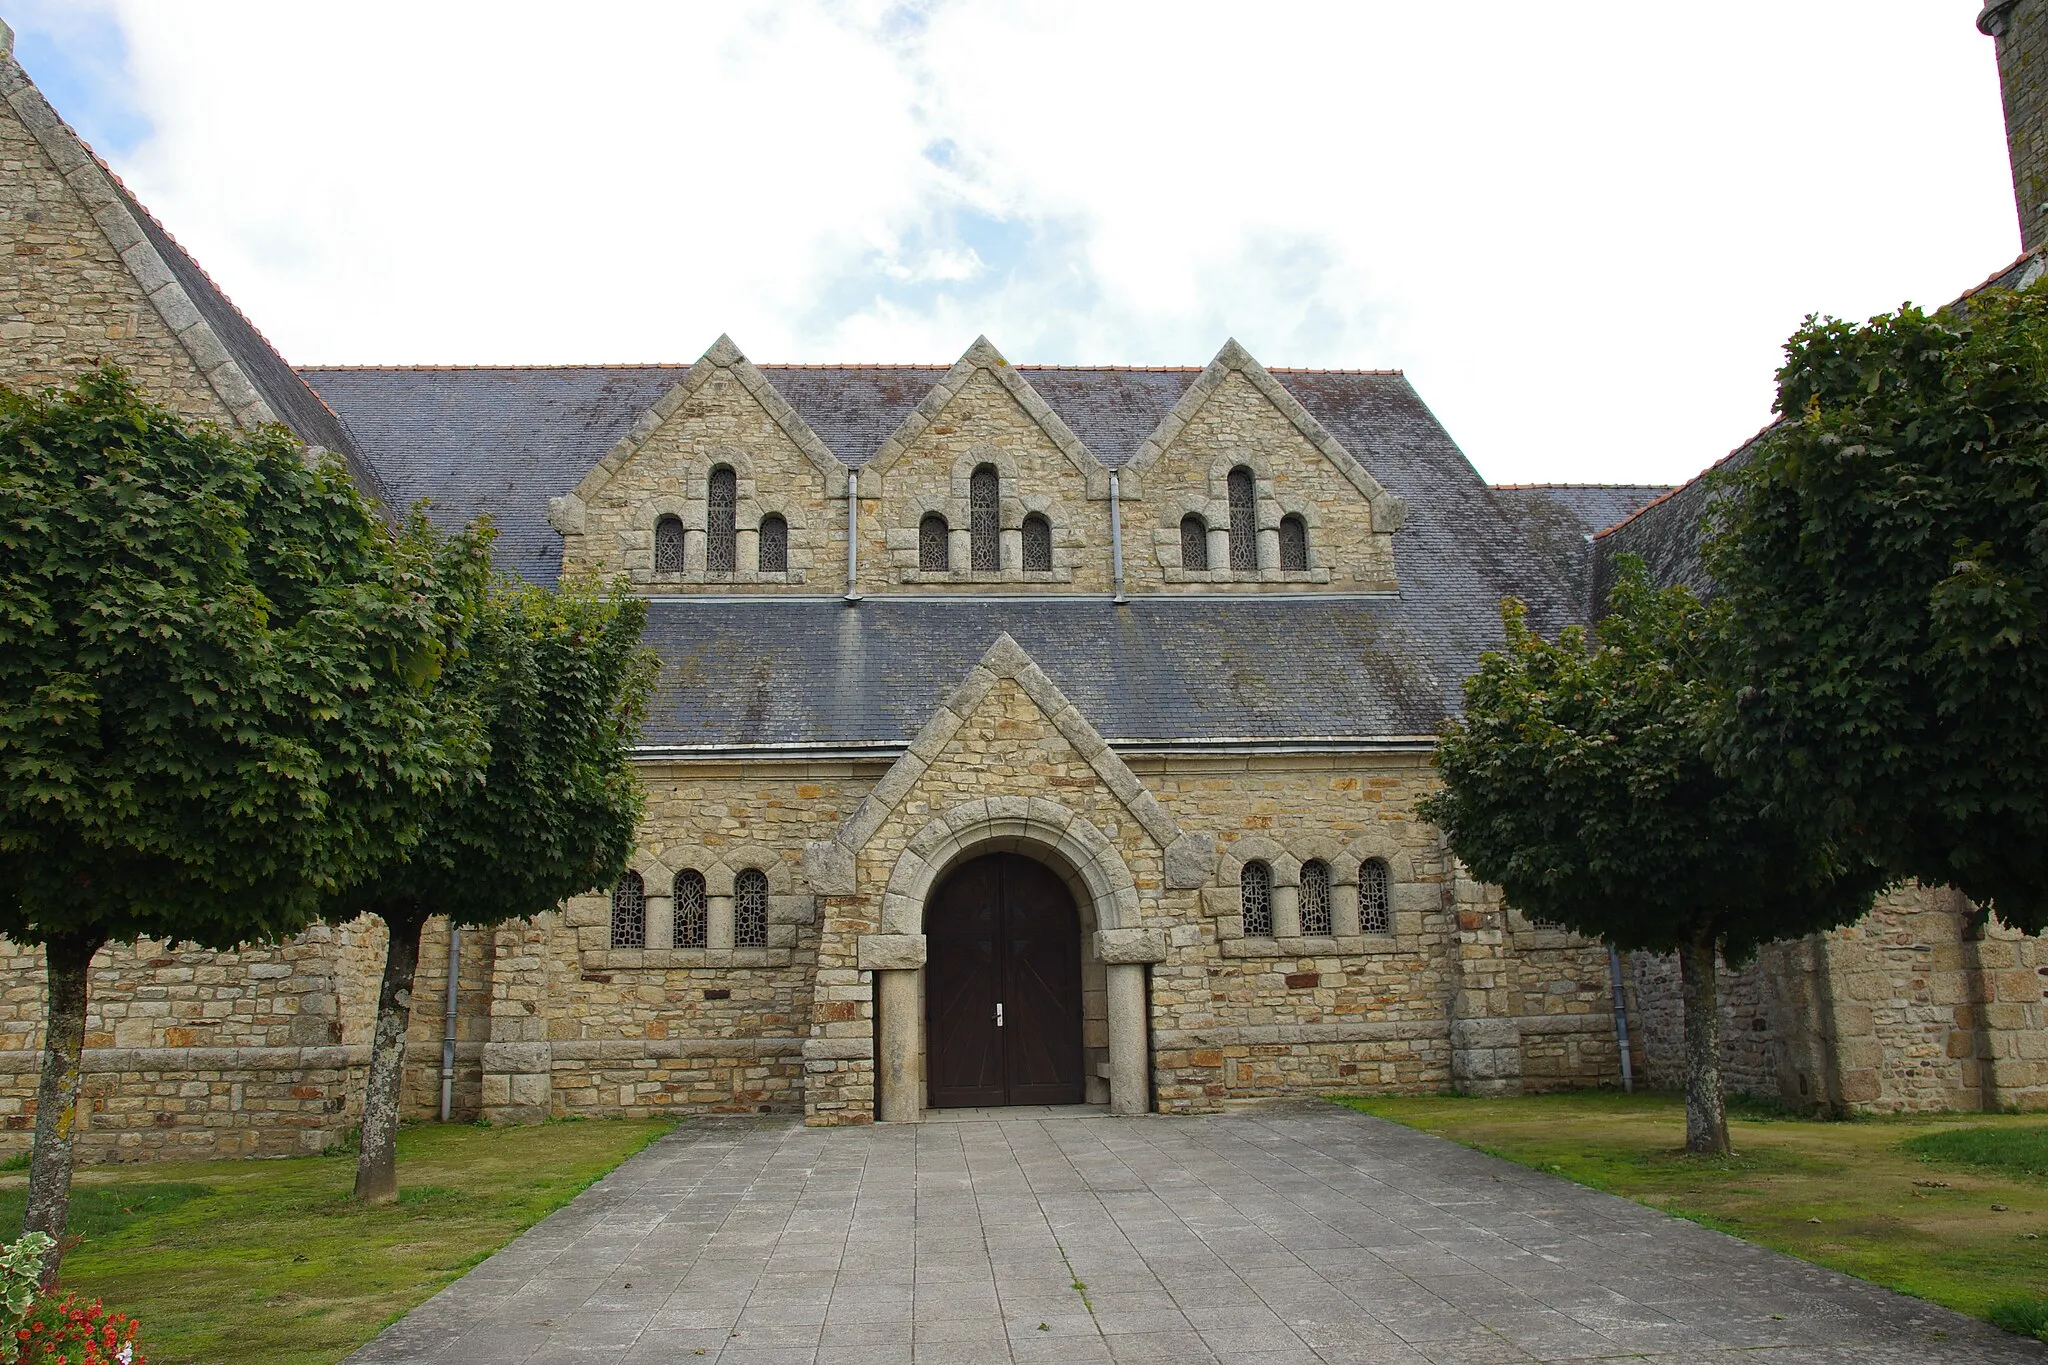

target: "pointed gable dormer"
[552,335,849,591]
[860,337,1112,592]
[1122,339,1404,592]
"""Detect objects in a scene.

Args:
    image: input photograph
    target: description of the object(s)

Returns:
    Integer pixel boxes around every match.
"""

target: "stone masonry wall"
[1988,0,2048,252]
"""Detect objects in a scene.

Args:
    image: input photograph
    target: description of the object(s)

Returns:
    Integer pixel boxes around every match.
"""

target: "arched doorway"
[924,852,1085,1107]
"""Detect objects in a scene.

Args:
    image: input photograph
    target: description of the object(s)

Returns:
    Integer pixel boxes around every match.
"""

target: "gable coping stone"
[864,336,1106,488]
[1121,338,1407,532]
[551,334,848,535]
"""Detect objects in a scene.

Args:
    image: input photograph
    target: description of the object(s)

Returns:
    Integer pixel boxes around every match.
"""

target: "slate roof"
[1491,484,1672,536]
[299,359,1603,742]
[637,596,1453,751]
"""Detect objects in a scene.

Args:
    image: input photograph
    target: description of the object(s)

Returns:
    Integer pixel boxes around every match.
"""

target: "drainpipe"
[1607,943,1633,1093]
[439,926,461,1121]
[1109,470,1126,604]
[844,469,860,602]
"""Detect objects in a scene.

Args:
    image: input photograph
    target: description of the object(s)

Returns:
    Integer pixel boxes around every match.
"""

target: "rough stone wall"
[557,361,844,592]
[396,918,495,1122]
[1988,0,2048,253]
[1627,947,1777,1100]
[864,366,1111,592]
[475,762,873,1124]
[1503,914,1639,1093]
[0,55,235,422]
[1131,368,1395,592]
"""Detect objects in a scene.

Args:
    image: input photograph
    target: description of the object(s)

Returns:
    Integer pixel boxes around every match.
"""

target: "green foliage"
[0,1232,54,1336]
[1989,1296,2048,1344]
[0,366,494,949]
[326,575,653,933]
[1419,557,1881,958]
[1903,1125,2048,1179]
[1708,286,2048,931]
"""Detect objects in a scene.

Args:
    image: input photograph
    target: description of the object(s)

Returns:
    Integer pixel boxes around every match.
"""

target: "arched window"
[1240,860,1273,938]
[610,871,646,948]
[735,868,769,948]
[1279,514,1308,572]
[758,514,788,574]
[673,869,707,949]
[919,513,951,571]
[1021,514,1052,573]
[1227,466,1257,571]
[706,465,737,574]
[1360,858,1392,934]
[1300,859,1332,936]
[1180,514,1209,571]
[969,464,1000,571]
[654,515,685,574]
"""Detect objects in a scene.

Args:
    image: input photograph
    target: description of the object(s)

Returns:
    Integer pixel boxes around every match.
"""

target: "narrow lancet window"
[610,871,646,948]
[1180,514,1209,571]
[1279,514,1308,572]
[735,868,769,948]
[1228,466,1257,571]
[1360,858,1392,934]
[920,513,951,571]
[1300,859,1332,936]
[970,464,1000,571]
[674,869,707,949]
[758,514,788,573]
[1022,514,1052,573]
[707,465,737,574]
[1241,860,1273,937]
[654,515,685,573]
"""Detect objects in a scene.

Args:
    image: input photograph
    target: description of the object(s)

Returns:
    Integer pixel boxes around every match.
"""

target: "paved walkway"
[347,1102,2043,1364]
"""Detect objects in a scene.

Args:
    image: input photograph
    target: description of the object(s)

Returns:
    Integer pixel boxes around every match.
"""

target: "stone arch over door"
[859,798,1165,1121]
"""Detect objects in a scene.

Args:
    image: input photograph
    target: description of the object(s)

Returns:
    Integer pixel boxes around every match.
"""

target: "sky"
[3,1,2023,486]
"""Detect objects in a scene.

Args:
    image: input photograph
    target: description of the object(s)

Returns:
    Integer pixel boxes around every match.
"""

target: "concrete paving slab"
[344,1101,2047,1364]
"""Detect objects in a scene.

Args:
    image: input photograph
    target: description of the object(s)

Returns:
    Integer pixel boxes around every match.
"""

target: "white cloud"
[9,1,2020,484]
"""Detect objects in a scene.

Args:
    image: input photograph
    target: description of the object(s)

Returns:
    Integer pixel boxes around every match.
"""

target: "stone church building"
[0,14,2041,1159]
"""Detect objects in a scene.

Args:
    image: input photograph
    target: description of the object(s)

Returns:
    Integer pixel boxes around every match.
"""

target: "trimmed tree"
[326,578,652,1203]
[0,368,489,1279]
[1709,286,2048,932]
[1419,559,1883,1153]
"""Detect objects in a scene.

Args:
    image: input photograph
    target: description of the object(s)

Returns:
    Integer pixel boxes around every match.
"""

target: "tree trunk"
[1677,925,1731,1156]
[354,910,425,1203]
[24,932,104,1287]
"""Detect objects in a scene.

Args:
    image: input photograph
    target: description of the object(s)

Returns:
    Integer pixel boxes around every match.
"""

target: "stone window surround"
[891,447,1077,584]
[577,848,807,968]
[1211,832,1415,956]
[636,449,811,586]
[1156,455,1336,585]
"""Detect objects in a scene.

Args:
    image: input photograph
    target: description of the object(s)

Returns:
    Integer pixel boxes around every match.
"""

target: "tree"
[1419,559,1882,1153]
[326,578,652,1203]
[1709,286,2048,932]
[0,368,489,1280]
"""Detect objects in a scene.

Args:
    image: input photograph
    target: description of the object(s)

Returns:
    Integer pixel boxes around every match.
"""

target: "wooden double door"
[925,853,1085,1108]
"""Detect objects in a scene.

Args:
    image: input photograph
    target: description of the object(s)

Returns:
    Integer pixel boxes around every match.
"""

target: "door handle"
[995,1002,1003,1028]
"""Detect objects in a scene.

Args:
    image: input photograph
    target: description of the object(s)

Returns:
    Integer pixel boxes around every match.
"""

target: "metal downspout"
[1607,943,1634,1093]
[439,926,461,1121]
[1109,471,1126,604]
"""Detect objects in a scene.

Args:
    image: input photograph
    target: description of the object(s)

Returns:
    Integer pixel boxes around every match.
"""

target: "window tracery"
[654,515,685,574]
[1360,858,1392,934]
[1227,466,1257,571]
[920,513,951,571]
[1300,859,1332,936]
[674,869,707,949]
[1021,513,1052,573]
[706,465,737,574]
[735,868,769,948]
[969,464,1000,571]
[610,871,646,948]
[1180,514,1209,571]
[757,514,787,574]
[1279,514,1308,572]
[1240,860,1273,937]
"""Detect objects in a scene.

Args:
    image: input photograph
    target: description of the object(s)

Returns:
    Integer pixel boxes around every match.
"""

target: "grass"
[1331,1090,2048,1326]
[0,1117,673,1365]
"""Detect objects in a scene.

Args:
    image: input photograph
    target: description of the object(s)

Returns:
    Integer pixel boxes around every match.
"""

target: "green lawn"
[1333,1090,2048,1329]
[0,1118,674,1365]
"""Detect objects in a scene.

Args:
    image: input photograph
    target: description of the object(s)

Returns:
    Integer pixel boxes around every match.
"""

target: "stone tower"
[1982,0,2048,251]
